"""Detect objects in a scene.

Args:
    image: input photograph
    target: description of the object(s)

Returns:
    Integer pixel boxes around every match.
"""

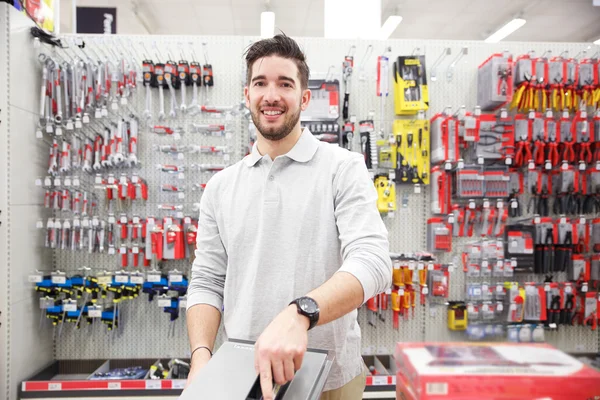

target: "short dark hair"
[244,34,310,89]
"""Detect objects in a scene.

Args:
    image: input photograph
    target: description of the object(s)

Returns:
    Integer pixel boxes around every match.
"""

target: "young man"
[185,34,392,400]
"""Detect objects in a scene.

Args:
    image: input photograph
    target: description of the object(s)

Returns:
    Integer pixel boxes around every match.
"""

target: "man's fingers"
[283,358,295,382]
[259,361,274,400]
[293,350,305,372]
[271,359,286,386]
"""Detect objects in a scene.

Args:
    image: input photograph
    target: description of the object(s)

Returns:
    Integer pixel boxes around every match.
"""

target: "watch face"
[299,297,318,314]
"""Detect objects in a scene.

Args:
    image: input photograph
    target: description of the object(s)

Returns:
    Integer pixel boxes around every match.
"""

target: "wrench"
[82,138,93,172]
[71,134,82,169]
[39,63,48,124]
[166,77,178,118]
[93,135,103,171]
[128,117,139,166]
[144,84,152,120]
[113,119,125,164]
[158,84,166,121]
[54,62,63,125]
[48,139,59,175]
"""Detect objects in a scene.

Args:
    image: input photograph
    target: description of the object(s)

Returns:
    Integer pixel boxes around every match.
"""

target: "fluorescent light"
[261,11,275,38]
[324,0,381,39]
[594,38,600,45]
[484,18,526,43]
[379,15,402,39]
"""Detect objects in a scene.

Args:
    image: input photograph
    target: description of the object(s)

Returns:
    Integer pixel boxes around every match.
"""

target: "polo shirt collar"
[243,128,319,167]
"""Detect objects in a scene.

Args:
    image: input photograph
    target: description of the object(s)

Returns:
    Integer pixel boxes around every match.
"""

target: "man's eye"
[254,82,265,86]
[281,83,292,88]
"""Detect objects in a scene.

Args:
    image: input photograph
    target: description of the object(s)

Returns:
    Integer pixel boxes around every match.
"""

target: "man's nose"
[263,83,281,103]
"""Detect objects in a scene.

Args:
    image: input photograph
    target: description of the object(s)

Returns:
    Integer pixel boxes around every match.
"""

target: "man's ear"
[300,88,311,111]
[244,86,250,109]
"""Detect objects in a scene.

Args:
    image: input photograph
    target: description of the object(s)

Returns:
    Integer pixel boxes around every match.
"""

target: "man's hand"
[254,305,310,400]
[184,348,212,390]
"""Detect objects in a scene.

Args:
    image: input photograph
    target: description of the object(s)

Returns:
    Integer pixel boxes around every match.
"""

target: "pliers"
[580,139,593,164]
[547,139,560,167]
[514,140,533,167]
[561,133,576,163]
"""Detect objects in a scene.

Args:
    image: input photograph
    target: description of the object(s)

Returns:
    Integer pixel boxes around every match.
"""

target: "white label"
[482,260,489,268]
[528,111,535,119]
[511,260,517,267]
[36,129,43,139]
[418,263,424,270]
[482,284,489,292]
[529,161,535,170]
[580,218,586,225]
[448,216,455,224]
[108,382,121,390]
[131,275,144,285]
[120,216,128,224]
[44,177,52,187]
[505,157,512,166]
[132,176,139,184]
[98,275,112,285]
[172,380,186,389]
[511,283,518,290]
[458,160,464,169]
[422,287,429,295]
[55,127,62,136]
[544,284,551,292]
[29,275,43,283]
[108,215,116,224]
[582,284,588,293]
[89,308,102,318]
[398,288,404,295]
[107,176,115,184]
[35,178,42,186]
[64,303,77,312]
[95,109,101,118]
[534,217,541,224]
[46,124,53,134]
[496,285,503,293]
[497,201,503,209]
[83,114,90,124]
[478,157,484,165]
[448,264,455,273]
[562,163,569,171]
[147,274,161,283]
[108,247,116,255]
[565,285,572,294]
[482,304,489,312]
[66,121,74,131]
[579,162,586,171]
[75,120,82,129]
[414,185,421,194]
[176,211,184,218]
[51,276,66,284]
[467,305,475,313]
[445,161,452,170]
[158,298,171,307]
[509,304,517,311]
[115,275,129,283]
[372,376,388,386]
[178,172,185,180]
[483,201,490,209]
[497,260,503,268]
[48,383,62,391]
[408,262,415,270]
[169,274,183,283]
[469,201,476,209]
[54,178,61,187]
[426,382,448,396]
[428,263,435,271]
[64,178,71,187]
[132,246,139,254]
[178,192,185,199]
[146,380,161,389]
[497,303,504,312]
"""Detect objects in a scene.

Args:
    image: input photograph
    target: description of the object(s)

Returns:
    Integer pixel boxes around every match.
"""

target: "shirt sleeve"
[333,154,393,304]
[186,181,228,313]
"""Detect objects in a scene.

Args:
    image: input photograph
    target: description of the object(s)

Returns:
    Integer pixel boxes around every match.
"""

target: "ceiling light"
[379,15,402,40]
[261,11,275,38]
[484,18,526,43]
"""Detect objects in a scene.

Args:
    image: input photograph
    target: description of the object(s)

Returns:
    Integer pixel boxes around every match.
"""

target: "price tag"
[44,177,52,187]
[131,175,139,184]
[509,304,517,311]
[414,185,421,194]
[178,172,185,180]
[51,275,66,285]
[422,287,429,295]
[482,284,489,292]
[549,323,557,329]
[482,260,489,268]
[147,274,161,283]
[169,274,183,283]
[448,264,455,273]
[596,162,600,171]
[54,178,61,187]
[448,215,455,224]
[528,110,535,119]
[534,217,541,224]
[28,275,43,283]
[82,114,90,124]
[469,201,476,210]
[467,305,474,313]
[580,217,586,225]
[89,308,102,318]
[97,275,112,285]
[107,176,115,185]
[132,246,139,254]
[544,284,551,292]
[108,247,116,255]
[35,178,42,187]
[108,382,121,390]
[483,200,490,209]
[528,161,535,170]
[497,260,503,268]
[46,124,54,134]
[48,383,62,391]
[66,121,74,131]
[427,263,435,271]
[398,288,404,296]
[478,157,484,165]
[115,274,129,284]
[36,129,43,139]
[158,298,172,307]
[505,157,512,166]
[131,275,144,285]
[408,262,415,271]
[55,127,62,136]
[111,101,118,111]
[146,380,161,390]
[545,161,552,170]
[75,119,82,129]
[372,376,388,386]
[445,161,452,170]
[497,303,504,312]
[565,285,572,294]
[511,200,518,209]
[172,380,186,389]
[178,193,185,199]
[418,263,424,270]
[579,162,586,171]
[496,285,504,294]
[581,284,588,293]
[108,215,116,224]
[82,219,89,228]
[64,177,72,187]
[176,211,184,218]
[482,304,489,312]
[64,302,77,312]
[497,201,503,209]
[561,163,569,171]
[511,283,518,290]
[95,109,102,119]
[95,176,103,185]
[457,160,464,169]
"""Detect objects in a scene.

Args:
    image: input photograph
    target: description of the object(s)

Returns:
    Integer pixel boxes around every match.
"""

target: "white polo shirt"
[187,128,392,391]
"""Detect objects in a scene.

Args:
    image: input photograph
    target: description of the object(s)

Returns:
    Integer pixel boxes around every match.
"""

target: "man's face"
[245,55,310,141]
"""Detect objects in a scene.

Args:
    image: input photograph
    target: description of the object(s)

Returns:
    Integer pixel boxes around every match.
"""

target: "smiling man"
[185,34,392,400]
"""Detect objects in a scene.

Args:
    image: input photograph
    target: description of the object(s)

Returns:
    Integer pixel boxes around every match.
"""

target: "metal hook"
[573,50,587,60]
[139,41,151,60]
[325,65,336,82]
[152,41,165,62]
[189,42,198,62]
[446,47,468,82]
[558,50,569,59]
[412,47,421,56]
[346,45,356,58]
[430,47,451,82]
[540,50,552,59]
[202,42,210,65]
[357,44,373,81]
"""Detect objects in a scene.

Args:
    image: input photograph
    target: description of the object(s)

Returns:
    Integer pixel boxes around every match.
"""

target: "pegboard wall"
[25,33,598,360]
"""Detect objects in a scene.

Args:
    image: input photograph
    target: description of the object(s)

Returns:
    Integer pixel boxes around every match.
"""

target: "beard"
[251,104,301,142]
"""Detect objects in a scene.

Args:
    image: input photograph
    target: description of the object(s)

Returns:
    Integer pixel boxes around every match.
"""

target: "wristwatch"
[289,296,320,330]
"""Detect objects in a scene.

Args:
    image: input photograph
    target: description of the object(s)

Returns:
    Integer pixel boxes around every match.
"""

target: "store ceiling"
[60,0,600,43]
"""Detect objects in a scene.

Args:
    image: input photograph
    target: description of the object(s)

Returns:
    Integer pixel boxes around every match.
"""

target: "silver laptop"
[180,339,334,400]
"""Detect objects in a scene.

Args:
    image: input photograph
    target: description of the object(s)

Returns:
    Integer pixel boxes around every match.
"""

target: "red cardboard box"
[395,342,600,400]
